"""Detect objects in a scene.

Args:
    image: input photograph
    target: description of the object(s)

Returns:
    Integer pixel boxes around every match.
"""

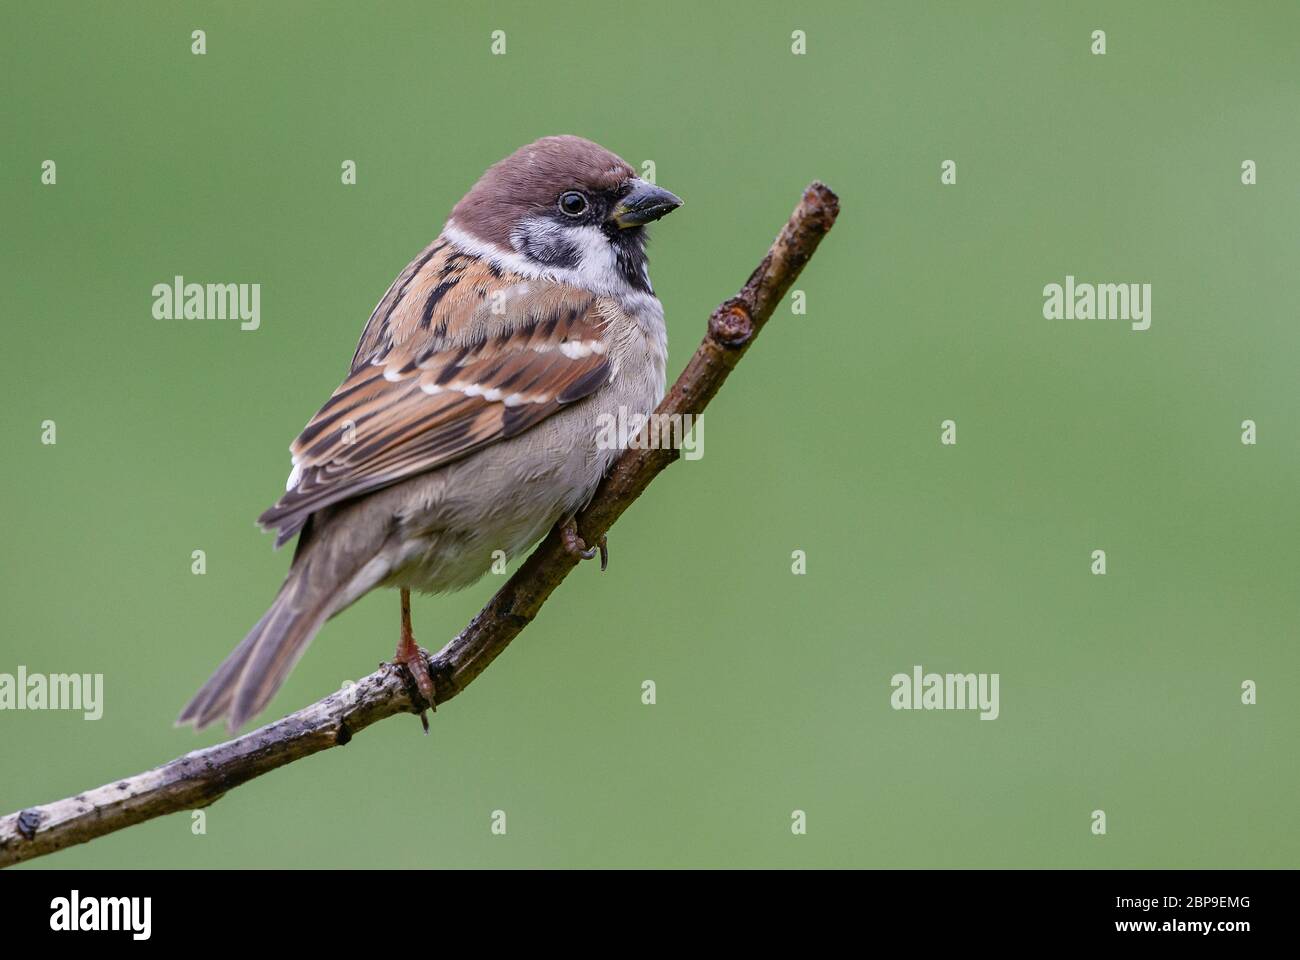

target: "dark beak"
[610,179,683,229]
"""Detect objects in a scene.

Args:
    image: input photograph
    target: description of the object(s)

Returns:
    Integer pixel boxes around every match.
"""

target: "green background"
[3,0,1297,868]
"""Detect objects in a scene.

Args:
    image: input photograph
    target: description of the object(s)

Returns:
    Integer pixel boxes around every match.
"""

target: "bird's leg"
[391,587,436,733]
[559,516,608,572]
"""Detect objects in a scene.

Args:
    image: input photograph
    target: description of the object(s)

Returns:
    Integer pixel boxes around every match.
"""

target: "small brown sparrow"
[179,135,681,732]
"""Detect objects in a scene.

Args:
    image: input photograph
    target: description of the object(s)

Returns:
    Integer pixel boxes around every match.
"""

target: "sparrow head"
[448,135,682,295]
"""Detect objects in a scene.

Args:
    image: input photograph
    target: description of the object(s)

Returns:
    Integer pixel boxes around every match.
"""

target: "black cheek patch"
[519,231,581,270]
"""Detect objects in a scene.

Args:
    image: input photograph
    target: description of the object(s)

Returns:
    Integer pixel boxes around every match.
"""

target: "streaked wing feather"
[259,249,612,545]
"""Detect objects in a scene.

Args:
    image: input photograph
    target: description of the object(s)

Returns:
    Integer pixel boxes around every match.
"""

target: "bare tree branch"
[0,182,840,868]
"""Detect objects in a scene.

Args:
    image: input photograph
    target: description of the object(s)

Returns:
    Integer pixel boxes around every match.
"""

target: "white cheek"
[566,224,618,285]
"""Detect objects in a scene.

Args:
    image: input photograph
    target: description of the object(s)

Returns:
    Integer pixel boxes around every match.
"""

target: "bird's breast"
[380,293,667,596]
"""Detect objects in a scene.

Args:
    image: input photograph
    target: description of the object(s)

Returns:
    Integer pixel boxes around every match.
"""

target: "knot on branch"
[708,299,754,350]
[17,809,42,841]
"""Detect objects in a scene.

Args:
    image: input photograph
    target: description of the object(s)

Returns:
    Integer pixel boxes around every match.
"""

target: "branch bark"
[0,182,839,868]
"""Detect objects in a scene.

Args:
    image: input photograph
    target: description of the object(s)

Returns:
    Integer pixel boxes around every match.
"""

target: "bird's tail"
[177,555,341,733]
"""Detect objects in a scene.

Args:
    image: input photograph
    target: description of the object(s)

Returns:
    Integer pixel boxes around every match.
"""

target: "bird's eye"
[558,191,588,217]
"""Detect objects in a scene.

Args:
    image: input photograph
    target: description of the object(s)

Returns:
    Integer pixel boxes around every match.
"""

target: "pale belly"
[376,362,662,596]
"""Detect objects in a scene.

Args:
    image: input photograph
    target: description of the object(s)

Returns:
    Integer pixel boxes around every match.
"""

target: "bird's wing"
[258,241,613,546]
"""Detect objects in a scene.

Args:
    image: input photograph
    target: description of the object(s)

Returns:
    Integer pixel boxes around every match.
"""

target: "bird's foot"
[559,516,608,571]
[389,642,436,734]
[391,588,436,733]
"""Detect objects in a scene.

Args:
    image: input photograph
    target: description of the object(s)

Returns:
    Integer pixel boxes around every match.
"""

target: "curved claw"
[560,518,609,571]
